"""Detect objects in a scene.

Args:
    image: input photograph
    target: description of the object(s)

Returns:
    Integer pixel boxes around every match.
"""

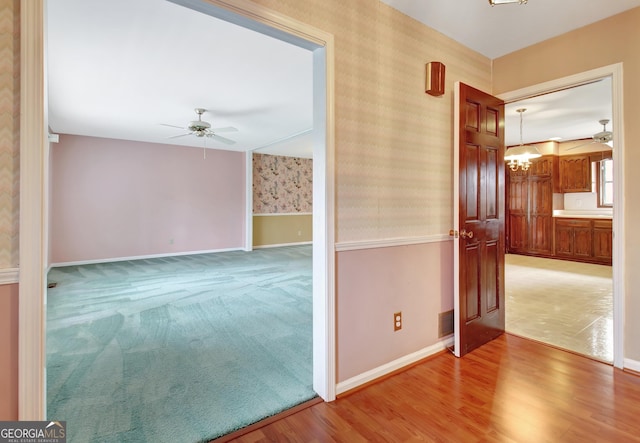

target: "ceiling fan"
[567,119,613,150]
[161,108,237,145]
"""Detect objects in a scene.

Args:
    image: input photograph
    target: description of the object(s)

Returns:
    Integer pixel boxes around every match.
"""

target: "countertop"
[552,210,613,219]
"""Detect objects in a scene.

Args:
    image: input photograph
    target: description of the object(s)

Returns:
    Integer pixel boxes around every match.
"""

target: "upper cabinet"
[559,154,591,193]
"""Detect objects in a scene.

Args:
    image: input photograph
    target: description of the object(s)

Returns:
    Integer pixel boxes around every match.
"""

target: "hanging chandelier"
[505,108,541,172]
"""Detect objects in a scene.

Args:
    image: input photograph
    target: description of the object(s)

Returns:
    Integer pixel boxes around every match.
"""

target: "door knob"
[460,229,474,239]
[449,229,458,238]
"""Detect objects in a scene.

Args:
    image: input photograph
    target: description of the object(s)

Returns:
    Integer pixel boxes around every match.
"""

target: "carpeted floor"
[46,245,315,443]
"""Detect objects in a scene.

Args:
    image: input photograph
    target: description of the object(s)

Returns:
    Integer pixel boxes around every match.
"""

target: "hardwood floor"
[222,335,640,442]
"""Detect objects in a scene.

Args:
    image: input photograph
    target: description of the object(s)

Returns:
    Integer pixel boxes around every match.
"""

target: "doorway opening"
[499,65,624,367]
[19,0,336,425]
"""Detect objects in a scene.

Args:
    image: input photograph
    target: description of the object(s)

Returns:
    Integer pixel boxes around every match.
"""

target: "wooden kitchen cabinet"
[554,218,612,265]
[559,154,591,192]
[593,219,613,264]
[506,155,557,256]
[555,218,591,259]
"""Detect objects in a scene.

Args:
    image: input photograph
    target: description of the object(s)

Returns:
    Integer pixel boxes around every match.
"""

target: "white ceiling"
[379,0,640,59]
[47,1,638,157]
[47,0,314,157]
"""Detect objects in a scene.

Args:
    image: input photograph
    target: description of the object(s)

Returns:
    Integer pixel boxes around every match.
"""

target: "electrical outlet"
[394,312,402,331]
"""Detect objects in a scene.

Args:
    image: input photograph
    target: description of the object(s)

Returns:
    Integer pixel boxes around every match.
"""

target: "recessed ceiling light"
[548,137,562,141]
[488,0,528,5]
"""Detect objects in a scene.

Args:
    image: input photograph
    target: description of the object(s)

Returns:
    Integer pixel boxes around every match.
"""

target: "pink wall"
[0,283,18,420]
[336,241,453,382]
[50,135,246,264]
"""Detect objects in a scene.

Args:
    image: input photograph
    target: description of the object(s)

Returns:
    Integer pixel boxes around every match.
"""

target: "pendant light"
[504,108,541,171]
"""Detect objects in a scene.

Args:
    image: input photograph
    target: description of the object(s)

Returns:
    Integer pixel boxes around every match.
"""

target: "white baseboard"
[253,241,312,249]
[336,337,454,395]
[624,358,640,373]
[50,247,245,268]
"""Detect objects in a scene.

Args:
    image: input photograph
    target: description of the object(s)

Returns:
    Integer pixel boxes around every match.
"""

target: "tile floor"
[505,253,613,362]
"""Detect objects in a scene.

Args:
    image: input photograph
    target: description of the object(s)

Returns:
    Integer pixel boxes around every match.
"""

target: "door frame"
[498,63,625,369]
[19,0,336,419]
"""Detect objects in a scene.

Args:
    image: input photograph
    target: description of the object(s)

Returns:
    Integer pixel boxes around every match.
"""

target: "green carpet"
[46,245,315,442]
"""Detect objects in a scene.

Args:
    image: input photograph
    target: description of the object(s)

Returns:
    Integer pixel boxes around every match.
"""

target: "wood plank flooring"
[220,334,640,442]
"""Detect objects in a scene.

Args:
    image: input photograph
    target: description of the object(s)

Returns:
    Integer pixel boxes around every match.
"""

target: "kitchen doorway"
[501,65,624,367]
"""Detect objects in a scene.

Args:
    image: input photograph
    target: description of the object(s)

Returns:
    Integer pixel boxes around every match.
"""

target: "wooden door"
[453,82,505,357]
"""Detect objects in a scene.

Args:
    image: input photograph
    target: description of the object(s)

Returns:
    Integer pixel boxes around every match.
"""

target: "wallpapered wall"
[252,0,492,243]
[0,0,19,269]
[252,153,312,214]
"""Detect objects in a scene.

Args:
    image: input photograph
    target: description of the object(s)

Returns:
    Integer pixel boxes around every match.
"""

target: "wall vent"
[438,310,454,338]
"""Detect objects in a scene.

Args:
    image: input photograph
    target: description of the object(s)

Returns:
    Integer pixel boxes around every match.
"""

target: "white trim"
[253,212,313,217]
[312,42,336,401]
[623,358,640,373]
[453,82,461,357]
[0,268,20,285]
[49,247,245,268]
[335,338,454,395]
[20,0,47,420]
[335,234,451,252]
[244,151,253,252]
[498,63,625,369]
[254,241,312,249]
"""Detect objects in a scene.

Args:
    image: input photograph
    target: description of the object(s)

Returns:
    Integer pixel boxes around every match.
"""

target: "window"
[597,158,613,207]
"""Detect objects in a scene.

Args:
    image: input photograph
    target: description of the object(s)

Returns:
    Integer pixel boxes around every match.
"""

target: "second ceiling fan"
[162,108,237,145]
[567,119,613,151]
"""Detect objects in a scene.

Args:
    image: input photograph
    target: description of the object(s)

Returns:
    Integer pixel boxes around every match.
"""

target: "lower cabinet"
[593,220,614,263]
[554,218,612,265]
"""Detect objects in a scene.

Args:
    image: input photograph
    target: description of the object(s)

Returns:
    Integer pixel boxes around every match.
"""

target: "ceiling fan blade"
[160,123,187,130]
[208,133,236,145]
[168,132,193,139]
[211,126,238,133]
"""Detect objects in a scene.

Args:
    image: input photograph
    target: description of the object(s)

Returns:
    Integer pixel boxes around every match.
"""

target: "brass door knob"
[460,229,474,239]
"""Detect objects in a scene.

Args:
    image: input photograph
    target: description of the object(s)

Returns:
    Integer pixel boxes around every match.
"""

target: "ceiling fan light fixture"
[489,0,527,5]
[505,108,541,172]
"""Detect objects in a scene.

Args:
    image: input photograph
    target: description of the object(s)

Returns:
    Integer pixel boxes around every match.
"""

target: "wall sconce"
[489,0,527,5]
[425,62,445,97]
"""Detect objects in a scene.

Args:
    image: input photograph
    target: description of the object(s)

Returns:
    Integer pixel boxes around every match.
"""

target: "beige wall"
[492,7,640,362]
[0,0,19,420]
[253,214,312,247]
[253,0,492,242]
[0,0,20,269]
